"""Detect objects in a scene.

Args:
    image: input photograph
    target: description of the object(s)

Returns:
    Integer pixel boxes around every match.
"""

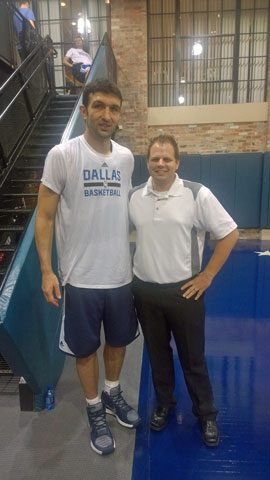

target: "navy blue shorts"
[59,283,139,358]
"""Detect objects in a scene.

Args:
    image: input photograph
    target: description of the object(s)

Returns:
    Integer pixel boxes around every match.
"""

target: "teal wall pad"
[0,211,65,410]
[133,152,270,229]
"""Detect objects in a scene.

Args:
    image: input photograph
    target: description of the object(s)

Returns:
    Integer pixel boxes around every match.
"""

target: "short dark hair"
[75,35,83,40]
[82,78,122,107]
[147,134,180,161]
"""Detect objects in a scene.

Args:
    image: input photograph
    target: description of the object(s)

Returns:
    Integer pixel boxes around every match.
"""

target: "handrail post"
[17,70,34,121]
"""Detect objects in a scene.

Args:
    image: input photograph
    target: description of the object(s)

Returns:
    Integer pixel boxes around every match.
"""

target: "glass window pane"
[149,15,162,37]
[162,0,176,14]
[194,13,208,35]
[256,0,269,7]
[179,0,192,14]
[240,11,254,33]
[223,0,236,10]
[241,0,255,9]
[222,12,236,34]
[208,12,223,34]
[163,14,176,36]
[255,10,268,32]
[180,13,193,36]
[148,0,162,14]
[194,0,207,11]
[221,35,234,59]
[208,0,222,11]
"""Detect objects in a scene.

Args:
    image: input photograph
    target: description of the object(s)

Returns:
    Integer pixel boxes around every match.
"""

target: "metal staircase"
[0,94,78,292]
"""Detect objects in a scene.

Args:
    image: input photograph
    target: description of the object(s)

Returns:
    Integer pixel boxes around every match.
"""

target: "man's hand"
[181,271,214,300]
[42,272,62,307]
[181,229,239,300]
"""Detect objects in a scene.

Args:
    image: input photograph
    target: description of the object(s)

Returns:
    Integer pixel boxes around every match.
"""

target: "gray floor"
[0,332,143,480]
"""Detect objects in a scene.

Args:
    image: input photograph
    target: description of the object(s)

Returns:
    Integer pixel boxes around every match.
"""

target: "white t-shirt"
[65,48,92,65]
[41,135,134,288]
[129,174,237,284]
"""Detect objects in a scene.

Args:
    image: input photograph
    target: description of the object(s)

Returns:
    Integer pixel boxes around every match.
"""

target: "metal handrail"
[0,45,55,121]
[0,36,55,95]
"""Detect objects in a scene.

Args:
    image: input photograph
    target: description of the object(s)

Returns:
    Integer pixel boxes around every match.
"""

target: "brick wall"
[148,122,268,155]
[111,0,270,156]
[111,0,148,155]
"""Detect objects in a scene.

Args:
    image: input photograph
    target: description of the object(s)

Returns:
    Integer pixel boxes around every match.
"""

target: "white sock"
[86,395,100,406]
[104,379,119,394]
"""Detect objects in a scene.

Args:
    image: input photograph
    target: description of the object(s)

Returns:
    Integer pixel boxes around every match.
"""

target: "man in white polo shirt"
[129,134,239,447]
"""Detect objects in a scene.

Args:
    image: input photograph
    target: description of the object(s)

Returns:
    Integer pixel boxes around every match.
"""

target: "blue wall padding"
[0,212,65,408]
[204,153,237,215]
[261,152,270,228]
[179,154,201,183]
[133,152,270,229]
[234,153,263,228]
[132,155,148,187]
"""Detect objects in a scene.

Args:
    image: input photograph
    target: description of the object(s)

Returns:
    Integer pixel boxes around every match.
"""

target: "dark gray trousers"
[132,276,218,420]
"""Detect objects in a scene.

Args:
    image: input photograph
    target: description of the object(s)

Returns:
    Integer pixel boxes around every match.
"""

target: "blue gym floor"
[132,240,270,480]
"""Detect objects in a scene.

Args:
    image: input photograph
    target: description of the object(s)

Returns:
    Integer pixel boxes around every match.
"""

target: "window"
[148,0,269,106]
[37,0,110,92]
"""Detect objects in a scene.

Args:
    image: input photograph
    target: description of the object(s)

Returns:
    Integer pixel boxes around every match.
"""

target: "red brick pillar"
[111,0,148,155]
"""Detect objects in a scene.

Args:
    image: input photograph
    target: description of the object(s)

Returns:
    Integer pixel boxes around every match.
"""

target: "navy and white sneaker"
[86,402,115,455]
[101,385,141,429]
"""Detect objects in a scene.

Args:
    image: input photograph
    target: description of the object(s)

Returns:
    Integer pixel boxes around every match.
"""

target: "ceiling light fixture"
[178,95,185,105]
[192,42,203,56]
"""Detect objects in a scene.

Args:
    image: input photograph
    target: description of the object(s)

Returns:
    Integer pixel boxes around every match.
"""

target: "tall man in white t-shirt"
[63,35,92,83]
[35,78,141,456]
[129,135,239,447]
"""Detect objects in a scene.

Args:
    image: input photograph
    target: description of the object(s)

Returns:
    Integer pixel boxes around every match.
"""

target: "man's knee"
[76,350,98,364]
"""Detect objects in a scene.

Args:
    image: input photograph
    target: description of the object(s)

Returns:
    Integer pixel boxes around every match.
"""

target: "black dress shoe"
[200,419,220,447]
[150,406,173,431]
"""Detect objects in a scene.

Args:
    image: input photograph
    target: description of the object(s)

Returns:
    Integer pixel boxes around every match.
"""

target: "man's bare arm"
[35,184,61,307]
[181,228,239,300]
[63,56,72,68]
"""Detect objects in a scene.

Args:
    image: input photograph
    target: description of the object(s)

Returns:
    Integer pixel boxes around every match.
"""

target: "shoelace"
[112,390,130,411]
[90,410,108,433]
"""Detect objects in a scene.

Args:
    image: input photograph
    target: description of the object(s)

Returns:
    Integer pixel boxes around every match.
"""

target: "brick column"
[111,0,148,155]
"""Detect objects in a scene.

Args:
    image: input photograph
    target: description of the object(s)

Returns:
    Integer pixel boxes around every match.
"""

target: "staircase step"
[37,123,66,130]
[10,179,41,184]
[0,225,25,231]
[32,133,62,139]
[0,209,32,214]
[15,165,43,171]
[28,143,55,148]
[50,100,77,107]
[1,193,38,197]
[0,245,17,252]
[48,107,74,113]
[43,115,70,123]
[53,94,78,101]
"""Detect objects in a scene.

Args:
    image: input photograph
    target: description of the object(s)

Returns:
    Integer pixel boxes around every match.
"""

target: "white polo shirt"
[129,174,237,284]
